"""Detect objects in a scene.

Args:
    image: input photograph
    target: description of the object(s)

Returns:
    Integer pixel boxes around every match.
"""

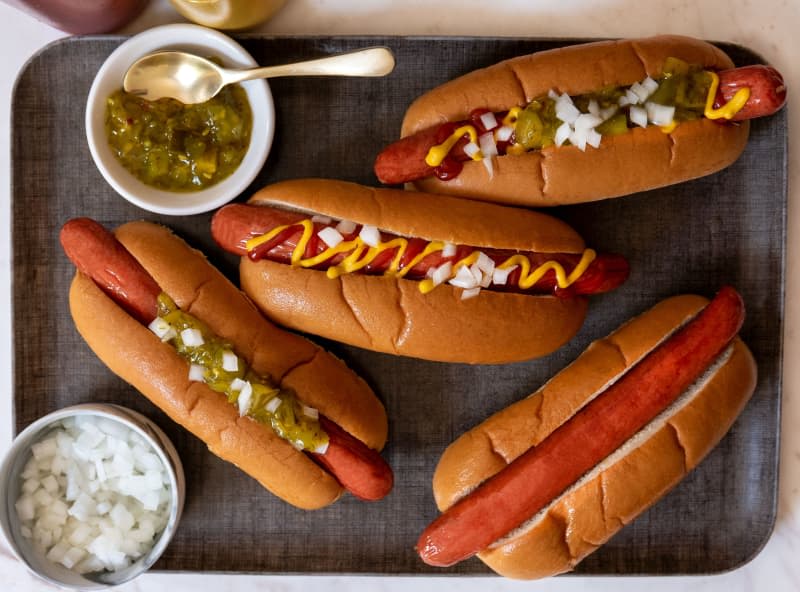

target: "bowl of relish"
[86,24,274,215]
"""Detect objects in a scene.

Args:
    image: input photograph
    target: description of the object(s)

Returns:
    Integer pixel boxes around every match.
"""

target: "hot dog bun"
[400,35,750,206]
[237,179,591,364]
[68,220,388,510]
[432,294,757,578]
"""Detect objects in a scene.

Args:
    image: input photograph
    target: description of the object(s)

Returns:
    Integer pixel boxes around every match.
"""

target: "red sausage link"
[211,204,629,297]
[316,416,394,501]
[417,286,745,567]
[715,65,786,121]
[374,125,439,185]
[60,218,393,502]
[60,218,161,325]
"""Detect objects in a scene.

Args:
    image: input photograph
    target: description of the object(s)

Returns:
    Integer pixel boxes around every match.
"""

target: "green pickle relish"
[513,57,713,151]
[155,293,328,452]
[105,83,252,192]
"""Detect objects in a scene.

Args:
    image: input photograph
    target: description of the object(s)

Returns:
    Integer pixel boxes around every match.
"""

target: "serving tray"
[11,36,785,576]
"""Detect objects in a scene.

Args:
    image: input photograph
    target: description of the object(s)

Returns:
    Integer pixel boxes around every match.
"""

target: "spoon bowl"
[124,46,395,104]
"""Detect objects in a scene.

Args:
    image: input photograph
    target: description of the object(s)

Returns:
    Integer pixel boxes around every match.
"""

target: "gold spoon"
[123,46,395,103]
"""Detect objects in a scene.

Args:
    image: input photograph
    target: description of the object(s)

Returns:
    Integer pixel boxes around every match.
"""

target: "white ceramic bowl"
[86,24,273,216]
[0,404,185,590]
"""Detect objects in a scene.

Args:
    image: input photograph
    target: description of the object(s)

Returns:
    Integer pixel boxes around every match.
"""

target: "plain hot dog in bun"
[419,288,756,578]
[211,178,630,364]
[61,218,393,510]
[375,35,786,206]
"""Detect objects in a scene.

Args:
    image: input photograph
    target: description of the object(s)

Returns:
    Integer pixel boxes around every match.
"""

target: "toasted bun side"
[113,221,388,451]
[247,178,585,254]
[478,338,756,579]
[402,35,735,137]
[432,294,710,509]
[240,258,588,365]
[413,119,749,207]
[69,273,343,510]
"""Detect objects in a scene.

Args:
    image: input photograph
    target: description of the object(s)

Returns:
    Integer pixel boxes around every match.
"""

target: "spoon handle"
[222,47,395,84]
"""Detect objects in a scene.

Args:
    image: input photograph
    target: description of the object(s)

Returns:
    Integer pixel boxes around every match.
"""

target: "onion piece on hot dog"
[375,35,786,206]
[211,179,629,365]
[60,218,393,509]
[419,287,756,578]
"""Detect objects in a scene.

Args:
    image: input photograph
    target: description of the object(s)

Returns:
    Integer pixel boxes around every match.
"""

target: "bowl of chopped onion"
[0,404,185,590]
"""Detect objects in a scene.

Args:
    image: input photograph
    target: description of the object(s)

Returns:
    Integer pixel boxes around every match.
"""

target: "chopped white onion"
[314,440,329,454]
[475,252,495,275]
[311,214,332,225]
[469,263,483,285]
[493,265,517,286]
[359,224,381,247]
[547,89,560,100]
[569,128,588,151]
[188,364,205,382]
[463,141,481,158]
[302,405,319,419]
[587,99,600,117]
[180,328,204,348]
[482,156,494,178]
[630,81,652,103]
[618,95,631,107]
[441,242,457,258]
[431,262,453,287]
[335,219,357,235]
[221,350,238,372]
[599,105,619,121]
[460,287,482,300]
[645,102,676,126]
[555,99,581,125]
[573,113,603,131]
[318,226,344,248]
[642,76,659,95]
[478,132,498,157]
[629,106,648,128]
[147,318,176,342]
[554,122,571,147]
[16,418,171,575]
[237,382,253,416]
[230,378,248,392]
[625,88,640,105]
[586,129,603,149]
[449,265,480,289]
[494,125,514,142]
[265,396,282,414]
[479,111,498,131]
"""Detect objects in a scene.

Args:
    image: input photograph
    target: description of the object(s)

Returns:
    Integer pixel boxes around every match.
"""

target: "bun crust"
[241,179,591,364]
[240,258,588,365]
[69,221,388,510]
[400,35,749,206]
[248,178,585,253]
[431,294,757,578]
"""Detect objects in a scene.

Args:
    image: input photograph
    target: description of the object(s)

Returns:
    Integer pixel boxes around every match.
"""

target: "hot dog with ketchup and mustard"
[375,35,786,206]
[211,179,630,364]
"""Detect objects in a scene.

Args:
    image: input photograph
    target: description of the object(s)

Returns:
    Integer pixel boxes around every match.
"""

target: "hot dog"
[60,218,393,509]
[210,179,629,364]
[418,287,757,578]
[375,35,786,206]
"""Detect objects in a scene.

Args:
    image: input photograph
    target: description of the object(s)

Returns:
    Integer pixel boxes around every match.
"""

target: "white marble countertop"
[1,0,797,590]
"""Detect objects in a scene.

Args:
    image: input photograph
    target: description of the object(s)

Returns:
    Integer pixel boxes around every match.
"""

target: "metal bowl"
[0,404,185,590]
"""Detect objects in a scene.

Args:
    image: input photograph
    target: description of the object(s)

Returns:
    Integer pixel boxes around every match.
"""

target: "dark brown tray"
[12,36,785,576]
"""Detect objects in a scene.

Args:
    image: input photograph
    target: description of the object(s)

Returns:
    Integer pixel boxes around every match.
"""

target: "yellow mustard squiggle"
[244,219,595,295]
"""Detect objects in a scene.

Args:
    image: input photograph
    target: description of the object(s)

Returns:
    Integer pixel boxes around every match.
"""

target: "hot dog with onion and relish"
[375,35,786,206]
[418,287,756,578]
[210,179,629,365]
[60,218,393,509]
